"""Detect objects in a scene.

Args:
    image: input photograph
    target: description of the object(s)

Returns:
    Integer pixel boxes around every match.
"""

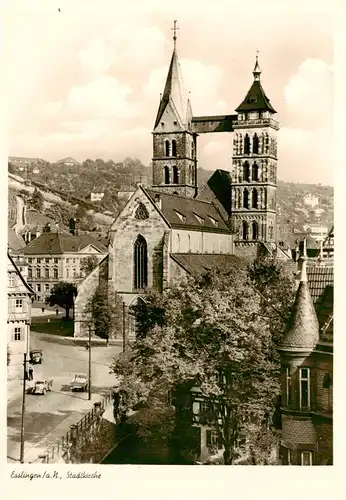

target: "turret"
[231,53,279,244]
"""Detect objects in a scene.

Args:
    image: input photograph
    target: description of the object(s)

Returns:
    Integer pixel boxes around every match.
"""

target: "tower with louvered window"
[231,55,279,243]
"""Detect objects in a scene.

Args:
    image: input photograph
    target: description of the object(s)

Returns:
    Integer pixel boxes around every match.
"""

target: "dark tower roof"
[279,242,319,350]
[235,54,276,114]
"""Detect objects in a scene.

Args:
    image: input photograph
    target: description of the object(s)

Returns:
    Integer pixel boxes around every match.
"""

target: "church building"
[74,26,283,339]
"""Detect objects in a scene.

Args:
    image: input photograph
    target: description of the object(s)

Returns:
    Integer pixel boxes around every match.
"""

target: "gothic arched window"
[135,203,149,220]
[172,140,177,157]
[253,133,259,154]
[244,134,250,154]
[252,188,258,209]
[165,140,171,157]
[252,163,259,181]
[173,165,179,184]
[242,221,248,240]
[243,189,249,209]
[265,133,270,154]
[251,221,258,240]
[133,235,148,290]
[164,166,170,184]
[243,161,250,182]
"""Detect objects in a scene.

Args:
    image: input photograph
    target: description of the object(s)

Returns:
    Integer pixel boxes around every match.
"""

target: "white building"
[304,194,319,208]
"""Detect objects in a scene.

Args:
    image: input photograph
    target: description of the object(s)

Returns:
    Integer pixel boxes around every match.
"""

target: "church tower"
[151,22,198,198]
[230,54,279,243]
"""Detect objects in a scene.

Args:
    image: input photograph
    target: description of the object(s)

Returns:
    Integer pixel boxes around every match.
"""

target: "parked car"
[27,379,53,395]
[29,349,43,364]
[70,373,88,392]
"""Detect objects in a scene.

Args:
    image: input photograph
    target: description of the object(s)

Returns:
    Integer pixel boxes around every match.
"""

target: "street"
[7,329,122,463]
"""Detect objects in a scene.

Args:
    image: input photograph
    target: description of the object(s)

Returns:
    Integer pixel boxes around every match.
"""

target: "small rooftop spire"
[171,20,179,51]
[300,238,308,282]
[253,49,261,81]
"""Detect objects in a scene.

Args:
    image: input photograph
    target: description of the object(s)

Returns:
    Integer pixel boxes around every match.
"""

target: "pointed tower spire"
[279,239,319,351]
[154,21,189,130]
[253,50,261,81]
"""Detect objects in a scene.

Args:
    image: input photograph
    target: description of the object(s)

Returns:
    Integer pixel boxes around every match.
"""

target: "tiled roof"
[280,280,319,350]
[171,253,245,276]
[235,80,276,113]
[307,266,334,303]
[144,188,232,233]
[22,232,107,255]
[199,169,232,219]
[315,285,333,341]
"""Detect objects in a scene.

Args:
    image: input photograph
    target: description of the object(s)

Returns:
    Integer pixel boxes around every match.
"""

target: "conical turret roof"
[154,47,190,129]
[279,243,319,350]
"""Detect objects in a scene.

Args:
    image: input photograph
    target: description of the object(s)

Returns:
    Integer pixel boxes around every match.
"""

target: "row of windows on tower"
[237,188,275,210]
[234,133,276,156]
[163,165,196,185]
[164,139,195,158]
[240,221,273,240]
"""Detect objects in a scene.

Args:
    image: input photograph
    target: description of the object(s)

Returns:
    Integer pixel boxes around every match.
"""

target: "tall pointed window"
[243,189,249,209]
[172,140,177,157]
[173,165,179,184]
[251,221,258,240]
[244,134,250,154]
[253,133,259,154]
[243,162,250,182]
[165,140,171,157]
[164,166,170,184]
[252,163,259,181]
[252,188,258,209]
[242,221,248,240]
[133,235,148,290]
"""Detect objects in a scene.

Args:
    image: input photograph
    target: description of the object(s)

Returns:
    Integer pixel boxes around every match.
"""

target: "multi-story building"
[278,245,333,465]
[7,253,35,380]
[90,191,105,202]
[22,232,108,299]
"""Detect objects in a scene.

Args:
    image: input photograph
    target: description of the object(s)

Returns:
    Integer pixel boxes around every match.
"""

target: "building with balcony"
[7,253,35,380]
[22,232,108,299]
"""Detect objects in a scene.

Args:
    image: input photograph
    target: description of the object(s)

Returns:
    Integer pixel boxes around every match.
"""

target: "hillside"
[8,158,333,248]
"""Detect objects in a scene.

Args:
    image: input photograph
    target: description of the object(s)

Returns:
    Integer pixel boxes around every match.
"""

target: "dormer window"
[193,213,204,225]
[208,215,218,227]
[173,121,177,126]
[174,210,186,223]
[248,97,257,104]
[161,122,164,127]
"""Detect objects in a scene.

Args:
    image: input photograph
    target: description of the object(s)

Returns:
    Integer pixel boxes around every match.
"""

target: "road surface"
[7,330,122,463]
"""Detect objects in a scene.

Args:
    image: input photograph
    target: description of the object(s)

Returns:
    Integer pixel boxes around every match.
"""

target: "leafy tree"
[46,282,77,319]
[75,204,87,220]
[29,187,44,211]
[42,222,51,233]
[80,256,99,277]
[85,282,123,339]
[112,263,290,465]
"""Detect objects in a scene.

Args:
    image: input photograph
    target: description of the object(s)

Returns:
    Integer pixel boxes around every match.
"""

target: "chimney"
[154,194,162,210]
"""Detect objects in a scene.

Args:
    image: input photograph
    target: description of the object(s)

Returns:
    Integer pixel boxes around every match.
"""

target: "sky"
[4,0,336,185]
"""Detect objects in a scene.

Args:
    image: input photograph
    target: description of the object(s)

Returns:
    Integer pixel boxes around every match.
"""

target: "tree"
[80,256,99,277]
[45,282,77,319]
[112,263,291,465]
[85,282,123,339]
[29,187,44,211]
[42,222,51,233]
